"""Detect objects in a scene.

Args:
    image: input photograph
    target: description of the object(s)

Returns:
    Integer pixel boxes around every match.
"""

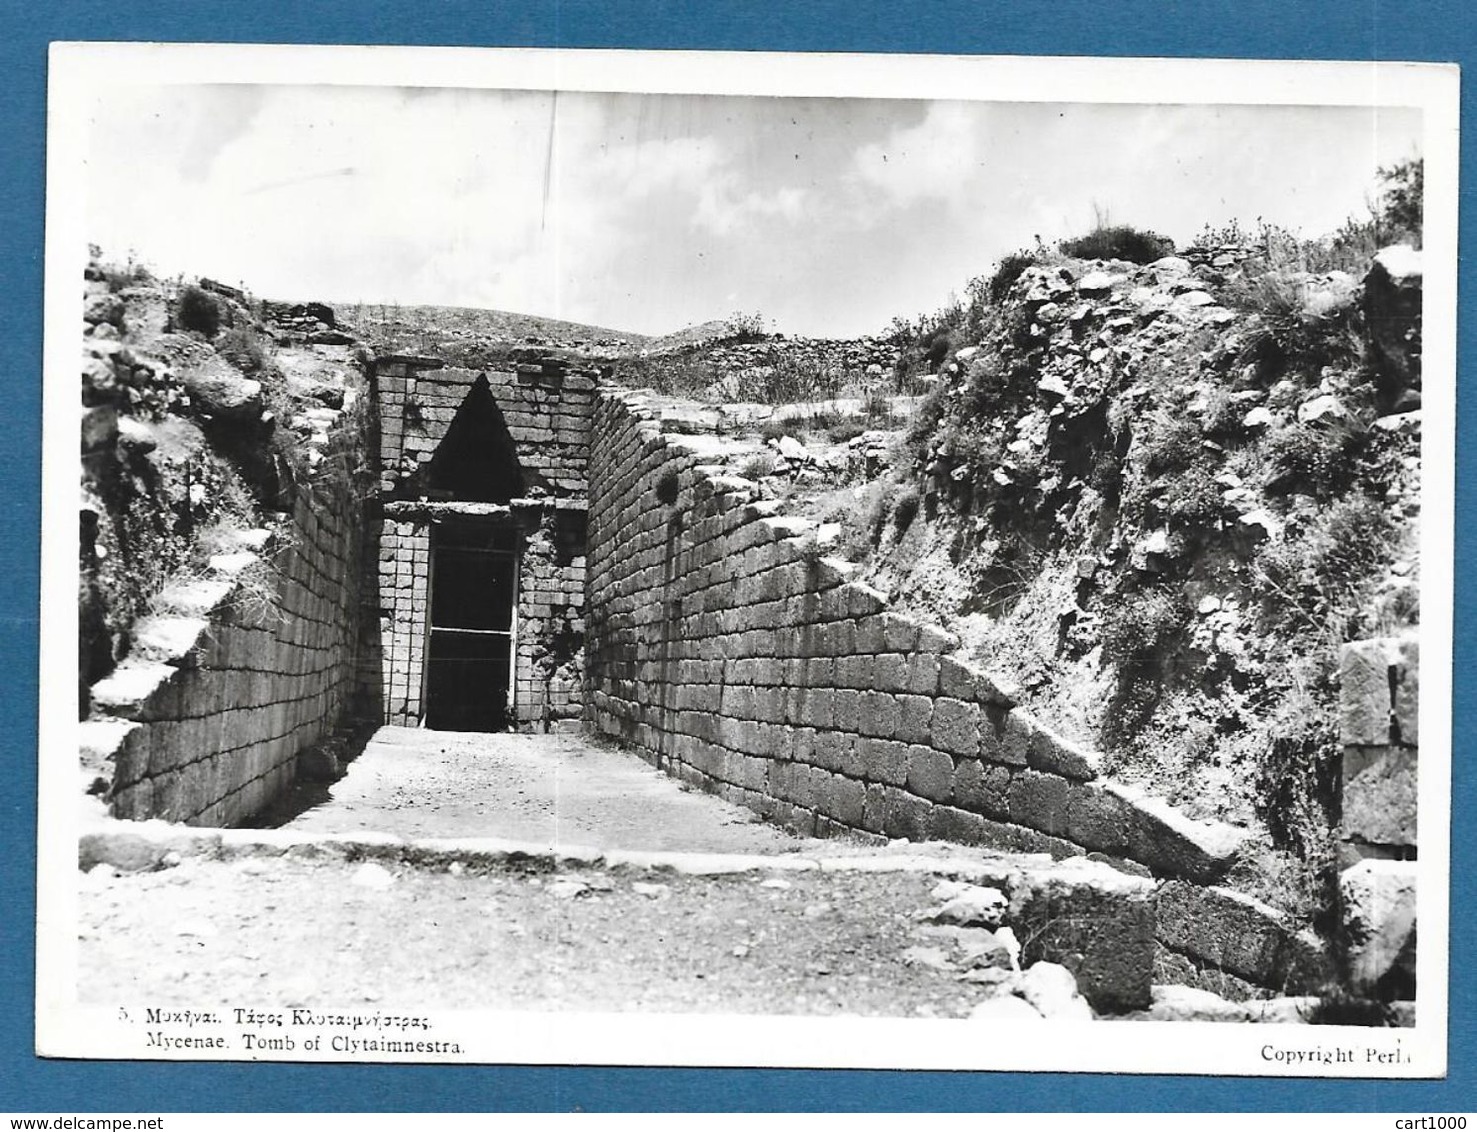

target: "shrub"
[1100,586,1186,671]
[723,310,768,343]
[177,285,222,337]
[825,417,867,444]
[1159,464,1227,528]
[1375,157,1423,246]
[216,327,269,375]
[987,251,1038,303]
[759,418,790,443]
[1252,493,1395,638]
[1228,272,1362,377]
[892,487,921,534]
[738,452,776,480]
[1261,419,1367,498]
[922,327,955,373]
[1059,224,1175,264]
[1138,413,1205,477]
[1252,686,1340,860]
[1100,586,1188,742]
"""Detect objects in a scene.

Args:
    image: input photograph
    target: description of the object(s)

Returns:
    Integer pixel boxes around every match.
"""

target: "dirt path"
[78,852,1007,1018]
[274,728,823,854]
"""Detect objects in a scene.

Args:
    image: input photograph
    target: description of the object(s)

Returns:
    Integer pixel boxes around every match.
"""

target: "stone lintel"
[380,497,589,521]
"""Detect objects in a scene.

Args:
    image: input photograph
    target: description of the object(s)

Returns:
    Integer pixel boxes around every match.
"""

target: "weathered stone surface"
[1340,638,1396,746]
[1363,244,1423,399]
[980,706,1031,766]
[1155,882,1333,993]
[1011,857,1155,1013]
[906,747,955,804]
[927,884,1008,928]
[84,291,125,327]
[1019,962,1093,1020]
[183,355,264,421]
[1340,859,1417,998]
[953,758,1010,819]
[1342,745,1417,848]
[1007,769,1071,837]
[930,697,979,757]
[1106,781,1247,883]
[1145,984,1253,1023]
[1025,722,1101,781]
[1391,635,1419,746]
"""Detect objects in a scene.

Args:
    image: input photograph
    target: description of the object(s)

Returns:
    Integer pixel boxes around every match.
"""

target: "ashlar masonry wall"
[586,388,1248,883]
[82,456,366,827]
[1337,635,1418,1002]
[371,356,594,729]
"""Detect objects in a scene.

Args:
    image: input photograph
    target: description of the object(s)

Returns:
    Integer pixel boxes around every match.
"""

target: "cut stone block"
[1025,721,1102,781]
[1155,882,1333,993]
[1391,635,1419,746]
[1010,857,1156,1013]
[1340,858,1417,999]
[1339,638,1396,746]
[905,747,955,804]
[1342,745,1417,848]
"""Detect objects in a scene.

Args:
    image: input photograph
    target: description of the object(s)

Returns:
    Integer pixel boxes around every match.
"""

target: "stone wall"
[1337,635,1418,1002]
[370,355,594,729]
[81,463,365,827]
[374,355,593,500]
[585,388,1247,883]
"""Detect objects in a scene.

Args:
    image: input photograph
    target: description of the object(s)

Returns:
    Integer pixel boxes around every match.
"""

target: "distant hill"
[331,301,761,368]
[331,301,655,366]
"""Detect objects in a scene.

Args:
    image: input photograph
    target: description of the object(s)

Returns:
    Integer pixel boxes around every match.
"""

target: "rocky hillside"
[613,331,906,405]
[79,258,368,713]
[825,239,1422,919]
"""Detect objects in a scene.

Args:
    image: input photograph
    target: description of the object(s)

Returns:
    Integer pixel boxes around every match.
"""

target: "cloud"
[849,101,989,212]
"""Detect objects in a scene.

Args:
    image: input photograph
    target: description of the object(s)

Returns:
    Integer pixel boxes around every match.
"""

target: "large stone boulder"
[183,355,264,423]
[1362,244,1422,410]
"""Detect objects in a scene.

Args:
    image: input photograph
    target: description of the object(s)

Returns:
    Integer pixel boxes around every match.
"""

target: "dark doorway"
[425,520,518,731]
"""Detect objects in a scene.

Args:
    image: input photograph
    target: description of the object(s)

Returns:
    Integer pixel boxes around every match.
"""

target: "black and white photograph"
[36,45,1457,1075]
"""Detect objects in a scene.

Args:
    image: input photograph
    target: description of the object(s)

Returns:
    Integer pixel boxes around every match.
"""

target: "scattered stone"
[84,292,126,327]
[1242,405,1274,428]
[632,881,670,898]
[350,862,396,890]
[1237,509,1281,540]
[958,930,1014,971]
[1077,271,1125,294]
[993,926,1022,971]
[1146,984,1250,1022]
[927,885,1008,929]
[900,945,952,971]
[1019,961,1093,1020]
[1297,394,1347,424]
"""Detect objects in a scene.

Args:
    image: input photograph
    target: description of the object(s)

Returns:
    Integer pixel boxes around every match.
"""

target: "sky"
[84,85,1423,338]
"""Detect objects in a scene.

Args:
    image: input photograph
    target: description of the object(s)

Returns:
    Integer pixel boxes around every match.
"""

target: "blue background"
[1,0,1471,1113]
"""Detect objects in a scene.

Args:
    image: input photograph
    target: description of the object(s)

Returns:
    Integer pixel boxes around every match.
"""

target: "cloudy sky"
[84,85,1422,337]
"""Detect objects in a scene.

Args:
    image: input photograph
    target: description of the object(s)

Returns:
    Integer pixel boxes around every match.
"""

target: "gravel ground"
[78,853,1010,1018]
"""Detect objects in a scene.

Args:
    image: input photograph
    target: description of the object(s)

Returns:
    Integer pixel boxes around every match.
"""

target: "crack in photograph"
[37,45,1457,1075]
